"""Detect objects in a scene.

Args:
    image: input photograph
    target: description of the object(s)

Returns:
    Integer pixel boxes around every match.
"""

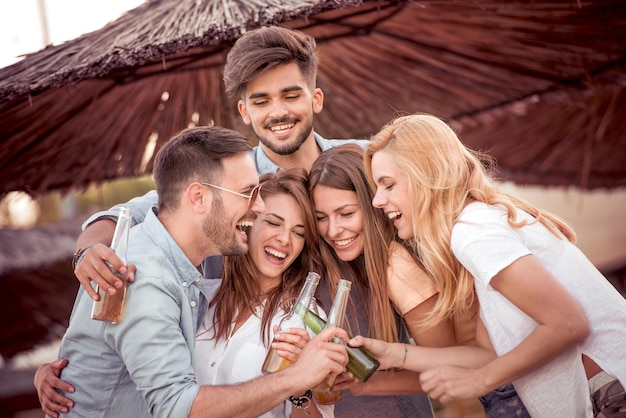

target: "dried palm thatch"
[1,0,625,199]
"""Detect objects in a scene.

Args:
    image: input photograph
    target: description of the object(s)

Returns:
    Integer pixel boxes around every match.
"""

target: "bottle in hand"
[91,207,132,324]
[311,279,351,404]
[261,272,321,374]
[305,305,380,383]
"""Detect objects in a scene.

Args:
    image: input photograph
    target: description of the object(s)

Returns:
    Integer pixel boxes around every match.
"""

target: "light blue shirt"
[251,132,369,176]
[57,208,205,418]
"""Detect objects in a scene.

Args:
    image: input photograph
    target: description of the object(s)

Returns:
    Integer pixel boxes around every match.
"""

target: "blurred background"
[1,1,625,417]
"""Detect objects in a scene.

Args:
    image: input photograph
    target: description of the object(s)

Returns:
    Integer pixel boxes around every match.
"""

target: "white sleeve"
[451,205,530,287]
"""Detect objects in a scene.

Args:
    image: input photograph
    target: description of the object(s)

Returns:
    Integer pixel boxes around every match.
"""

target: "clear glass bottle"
[91,207,132,324]
[305,302,380,383]
[312,279,352,404]
[261,271,321,374]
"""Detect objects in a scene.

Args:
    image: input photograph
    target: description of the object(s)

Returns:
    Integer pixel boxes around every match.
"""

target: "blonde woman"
[309,144,528,417]
[352,113,626,417]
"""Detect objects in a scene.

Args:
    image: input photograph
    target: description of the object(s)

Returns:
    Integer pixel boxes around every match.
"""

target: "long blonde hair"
[364,113,576,327]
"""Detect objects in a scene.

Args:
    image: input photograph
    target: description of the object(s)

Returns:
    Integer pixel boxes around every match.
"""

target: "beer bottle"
[312,279,352,404]
[261,271,321,374]
[91,207,132,324]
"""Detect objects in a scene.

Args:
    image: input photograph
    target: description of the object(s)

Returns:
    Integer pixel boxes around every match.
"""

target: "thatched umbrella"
[1,0,625,198]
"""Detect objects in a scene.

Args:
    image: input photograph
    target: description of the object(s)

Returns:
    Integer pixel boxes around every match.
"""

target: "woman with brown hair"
[309,144,529,417]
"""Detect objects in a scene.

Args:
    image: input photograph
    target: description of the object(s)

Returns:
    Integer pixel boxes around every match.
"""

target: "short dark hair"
[223,26,319,98]
[153,126,252,212]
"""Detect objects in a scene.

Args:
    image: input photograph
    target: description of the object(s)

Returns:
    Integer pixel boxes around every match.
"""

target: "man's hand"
[34,359,73,418]
[286,326,349,390]
[74,243,135,300]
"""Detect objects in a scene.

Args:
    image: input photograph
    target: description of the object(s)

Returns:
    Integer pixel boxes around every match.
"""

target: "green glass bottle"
[305,305,380,382]
[312,279,352,404]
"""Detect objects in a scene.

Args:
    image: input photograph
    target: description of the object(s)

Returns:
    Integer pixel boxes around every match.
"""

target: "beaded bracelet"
[288,389,312,415]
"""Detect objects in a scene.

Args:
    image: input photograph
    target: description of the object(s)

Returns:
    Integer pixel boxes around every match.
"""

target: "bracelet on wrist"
[395,343,408,371]
[288,389,312,414]
[72,246,93,271]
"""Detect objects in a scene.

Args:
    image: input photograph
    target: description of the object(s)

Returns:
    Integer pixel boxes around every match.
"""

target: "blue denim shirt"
[82,133,369,229]
[57,208,205,418]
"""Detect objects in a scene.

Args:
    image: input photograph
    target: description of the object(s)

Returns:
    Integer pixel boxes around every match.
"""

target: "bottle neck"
[292,272,320,319]
[327,280,351,327]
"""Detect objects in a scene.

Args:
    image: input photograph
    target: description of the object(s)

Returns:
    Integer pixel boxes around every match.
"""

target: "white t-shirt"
[451,202,626,418]
[194,280,333,418]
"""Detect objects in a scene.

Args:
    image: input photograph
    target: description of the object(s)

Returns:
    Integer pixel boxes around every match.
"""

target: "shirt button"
[182,282,187,287]
[190,300,197,307]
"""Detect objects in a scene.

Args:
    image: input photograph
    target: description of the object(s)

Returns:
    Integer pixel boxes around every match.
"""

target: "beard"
[202,196,248,256]
[256,117,313,156]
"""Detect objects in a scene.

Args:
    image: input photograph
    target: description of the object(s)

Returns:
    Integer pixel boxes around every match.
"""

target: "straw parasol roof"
[1,0,625,198]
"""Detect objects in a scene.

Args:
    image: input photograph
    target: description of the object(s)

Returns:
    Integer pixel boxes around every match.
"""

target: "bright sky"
[0,0,143,68]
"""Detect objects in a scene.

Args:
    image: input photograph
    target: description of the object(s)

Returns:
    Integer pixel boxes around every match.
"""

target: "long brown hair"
[209,168,322,345]
[364,113,575,328]
[308,144,399,342]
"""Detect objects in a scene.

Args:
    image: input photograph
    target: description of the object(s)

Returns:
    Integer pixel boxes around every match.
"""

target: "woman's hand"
[419,365,489,402]
[332,371,363,395]
[348,335,400,370]
[271,326,311,362]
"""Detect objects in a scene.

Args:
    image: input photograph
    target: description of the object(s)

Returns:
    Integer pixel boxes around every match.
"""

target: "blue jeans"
[479,384,531,418]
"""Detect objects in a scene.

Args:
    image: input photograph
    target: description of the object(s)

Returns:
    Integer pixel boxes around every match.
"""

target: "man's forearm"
[75,219,116,251]
[190,371,300,418]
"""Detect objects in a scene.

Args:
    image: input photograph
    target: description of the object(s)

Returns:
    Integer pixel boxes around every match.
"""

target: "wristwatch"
[72,246,93,271]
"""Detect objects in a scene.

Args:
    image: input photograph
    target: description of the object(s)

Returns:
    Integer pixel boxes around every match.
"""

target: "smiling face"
[247,193,306,287]
[312,185,365,262]
[203,153,266,256]
[370,150,414,240]
[237,61,323,157]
